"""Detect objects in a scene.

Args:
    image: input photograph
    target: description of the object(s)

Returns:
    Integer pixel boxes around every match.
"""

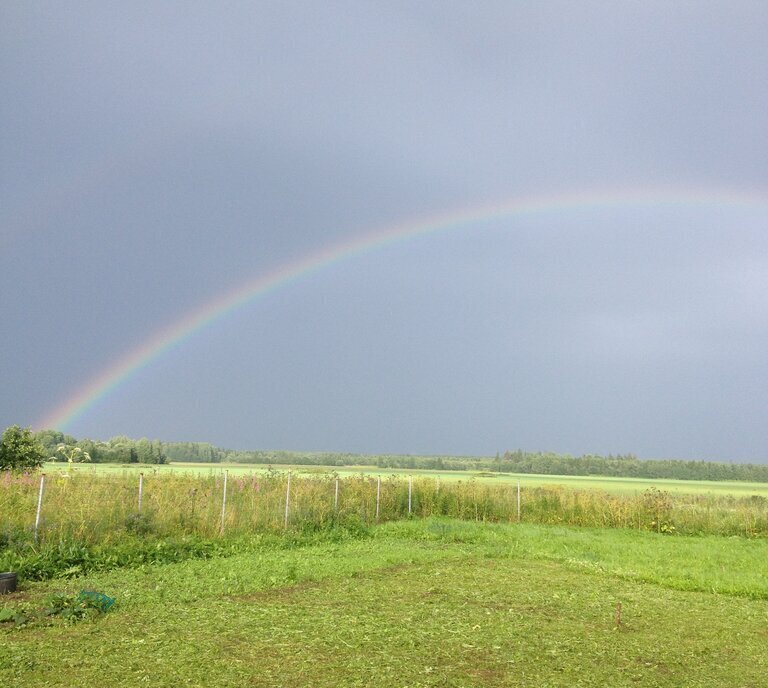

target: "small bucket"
[0,572,17,594]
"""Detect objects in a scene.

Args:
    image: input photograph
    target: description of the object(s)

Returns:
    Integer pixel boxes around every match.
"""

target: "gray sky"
[2,1,767,461]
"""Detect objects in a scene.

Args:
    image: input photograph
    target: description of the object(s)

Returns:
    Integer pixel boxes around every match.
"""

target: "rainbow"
[36,186,767,432]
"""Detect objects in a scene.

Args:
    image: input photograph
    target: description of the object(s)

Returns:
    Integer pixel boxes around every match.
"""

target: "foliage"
[500,448,768,482]
[1,533,249,582]
[0,426,46,472]
[2,468,768,585]
[55,444,91,465]
[0,591,113,628]
[33,429,768,482]
[35,431,166,465]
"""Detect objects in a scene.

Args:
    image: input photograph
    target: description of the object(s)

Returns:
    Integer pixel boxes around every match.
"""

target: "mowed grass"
[42,460,768,497]
[2,519,767,687]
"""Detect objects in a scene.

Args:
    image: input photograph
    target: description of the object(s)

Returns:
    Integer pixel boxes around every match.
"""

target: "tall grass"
[2,468,767,579]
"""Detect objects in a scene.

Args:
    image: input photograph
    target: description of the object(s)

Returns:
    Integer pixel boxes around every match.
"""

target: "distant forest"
[33,430,768,483]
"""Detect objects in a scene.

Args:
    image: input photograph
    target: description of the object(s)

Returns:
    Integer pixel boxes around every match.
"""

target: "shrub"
[0,425,46,471]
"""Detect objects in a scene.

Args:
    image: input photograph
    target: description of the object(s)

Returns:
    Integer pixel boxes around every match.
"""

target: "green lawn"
[2,519,767,687]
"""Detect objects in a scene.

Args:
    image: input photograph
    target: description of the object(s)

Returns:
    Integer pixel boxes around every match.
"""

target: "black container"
[0,572,17,594]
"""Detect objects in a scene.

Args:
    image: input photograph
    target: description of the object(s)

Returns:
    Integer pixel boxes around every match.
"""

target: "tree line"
[34,430,167,465]
[498,450,768,482]
[2,426,766,483]
[35,432,768,482]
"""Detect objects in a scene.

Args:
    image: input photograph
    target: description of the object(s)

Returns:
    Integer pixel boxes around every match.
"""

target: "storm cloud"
[2,2,767,461]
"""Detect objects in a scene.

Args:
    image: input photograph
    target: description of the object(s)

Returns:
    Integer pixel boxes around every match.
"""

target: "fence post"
[408,476,413,515]
[375,477,381,521]
[138,472,144,514]
[34,473,46,543]
[334,477,339,512]
[517,481,521,522]
[284,472,291,529]
[220,470,229,533]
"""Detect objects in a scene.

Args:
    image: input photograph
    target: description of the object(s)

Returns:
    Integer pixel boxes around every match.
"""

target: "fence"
[2,469,768,550]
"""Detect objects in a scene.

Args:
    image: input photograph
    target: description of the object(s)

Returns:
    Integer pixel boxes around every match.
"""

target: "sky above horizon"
[2,2,767,461]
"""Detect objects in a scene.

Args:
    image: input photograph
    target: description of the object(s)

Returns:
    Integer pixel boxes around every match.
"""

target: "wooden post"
[220,470,229,533]
[284,472,291,529]
[517,481,521,522]
[138,472,144,513]
[375,477,381,521]
[408,476,413,515]
[34,473,46,543]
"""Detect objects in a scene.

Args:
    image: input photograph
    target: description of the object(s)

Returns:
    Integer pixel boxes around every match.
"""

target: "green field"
[2,519,767,687]
[4,463,768,686]
[42,460,768,498]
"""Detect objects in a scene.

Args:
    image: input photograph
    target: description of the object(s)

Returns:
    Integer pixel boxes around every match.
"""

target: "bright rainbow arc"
[37,186,767,432]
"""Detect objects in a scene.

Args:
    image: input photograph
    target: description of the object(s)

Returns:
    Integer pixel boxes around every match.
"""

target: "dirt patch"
[227,578,324,603]
[635,656,674,675]
[0,589,32,603]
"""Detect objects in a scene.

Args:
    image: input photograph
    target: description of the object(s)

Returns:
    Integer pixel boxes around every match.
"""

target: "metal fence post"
[34,473,46,543]
[334,477,339,512]
[220,470,229,533]
[284,472,291,528]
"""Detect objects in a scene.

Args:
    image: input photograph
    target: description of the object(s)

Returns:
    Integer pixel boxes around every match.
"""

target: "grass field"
[3,466,765,574]
[2,519,767,687]
[41,460,768,497]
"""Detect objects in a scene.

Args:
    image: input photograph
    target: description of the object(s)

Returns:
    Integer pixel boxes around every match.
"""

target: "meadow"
[2,465,768,580]
[2,519,767,687]
[42,459,768,496]
[3,466,768,686]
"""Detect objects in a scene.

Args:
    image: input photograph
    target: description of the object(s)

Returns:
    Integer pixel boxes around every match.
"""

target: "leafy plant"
[0,591,115,628]
[56,444,91,466]
[0,425,46,471]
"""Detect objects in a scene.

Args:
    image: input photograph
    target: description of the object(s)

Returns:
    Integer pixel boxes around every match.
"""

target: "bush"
[0,425,47,471]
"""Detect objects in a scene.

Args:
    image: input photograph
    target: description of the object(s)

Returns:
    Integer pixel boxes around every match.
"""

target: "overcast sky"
[2,2,767,461]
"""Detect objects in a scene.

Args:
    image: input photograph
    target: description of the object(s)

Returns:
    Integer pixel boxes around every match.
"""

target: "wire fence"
[2,469,768,550]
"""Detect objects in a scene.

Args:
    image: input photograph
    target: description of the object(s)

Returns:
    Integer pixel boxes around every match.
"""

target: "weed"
[1,590,114,628]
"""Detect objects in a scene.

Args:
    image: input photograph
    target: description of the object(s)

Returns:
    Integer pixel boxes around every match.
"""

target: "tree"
[0,425,47,471]
[34,429,67,455]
